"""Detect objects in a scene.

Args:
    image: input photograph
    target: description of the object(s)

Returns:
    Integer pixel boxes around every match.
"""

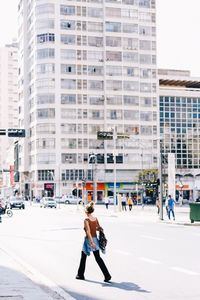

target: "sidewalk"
[0,244,74,300]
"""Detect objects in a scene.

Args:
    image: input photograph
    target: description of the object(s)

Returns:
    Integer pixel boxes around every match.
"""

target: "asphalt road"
[0,204,200,300]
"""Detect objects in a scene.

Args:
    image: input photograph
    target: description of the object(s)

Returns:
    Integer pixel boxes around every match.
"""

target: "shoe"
[76,275,85,280]
[104,275,111,282]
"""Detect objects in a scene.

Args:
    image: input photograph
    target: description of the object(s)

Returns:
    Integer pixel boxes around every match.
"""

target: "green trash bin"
[189,203,200,223]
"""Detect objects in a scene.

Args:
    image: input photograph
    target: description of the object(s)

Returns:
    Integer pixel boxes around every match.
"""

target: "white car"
[63,195,82,204]
[40,197,57,208]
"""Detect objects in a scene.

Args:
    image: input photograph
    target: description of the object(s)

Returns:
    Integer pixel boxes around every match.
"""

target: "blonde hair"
[85,201,94,214]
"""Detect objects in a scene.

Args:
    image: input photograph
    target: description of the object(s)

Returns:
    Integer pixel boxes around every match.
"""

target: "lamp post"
[47,170,61,209]
[89,153,97,203]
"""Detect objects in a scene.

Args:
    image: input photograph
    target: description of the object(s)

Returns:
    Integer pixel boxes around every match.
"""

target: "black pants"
[77,250,111,279]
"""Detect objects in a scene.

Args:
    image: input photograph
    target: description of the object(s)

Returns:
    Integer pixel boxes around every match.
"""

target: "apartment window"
[61,64,76,74]
[61,79,76,89]
[61,123,76,134]
[61,109,77,119]
[123,81,139,91]
[140,54,151,64]
[121,8,137,18]
[123,52,138,62]
[139,12,152,22]
[36,63,55,74]
[140,111,152,121]
[89,96,104,105]
[140,97,152,107]
[35,4,55,15]
[88,65,103,75]
[37,108,55,119]
[139,26,151,36]
[123,37,138,50]
[60,5,75,15]
[90,110,104,120]
[38,170,55,181]
[106,7,121,18]
[36,138,55,149]
[107,80,122,91]
[36,78,55,89]
[124,110,139,120]
[36,19,54,29]
[60,20,76,30]
[140,40,151,50]
[88,7,103,18]
[37,33,55,43]
[61,94,76,104]
[123,67,139,77]
[106,51,122,62]
[106,22,121,32]
[123,23,138,33]
[62,153,77,164]
[61,34,75,45]
[139,0,150,8]
[88,80,104,90]
[88,22,103,32]
[37,48,55,59]
[36,124,56,134]
[37,153,55,164]
[140,82,151,92]
[88,51,103,61]
[107,110,122,120]
[106,66,122,76]
[37,94,55,104]
[61,49,76,60]
[106,36,121,47]
[106,95,122,105]
[88,36,103,47]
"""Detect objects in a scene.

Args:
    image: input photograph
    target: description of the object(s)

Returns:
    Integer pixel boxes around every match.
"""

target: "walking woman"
[76,201,111,282]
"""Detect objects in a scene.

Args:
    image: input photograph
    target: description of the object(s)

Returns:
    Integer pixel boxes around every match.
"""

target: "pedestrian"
[76,201,111,282]
[156,197,160,214]
[165,196,169,216]
[127,196,133,211]
[168,195,176,220]
[104,197,109,209]
[121,194,127,211]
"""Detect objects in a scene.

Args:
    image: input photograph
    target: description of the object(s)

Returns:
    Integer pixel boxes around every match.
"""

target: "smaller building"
[159,69,200,201]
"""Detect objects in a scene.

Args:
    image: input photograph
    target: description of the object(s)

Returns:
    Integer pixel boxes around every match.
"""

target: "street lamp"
[89,153,97,203]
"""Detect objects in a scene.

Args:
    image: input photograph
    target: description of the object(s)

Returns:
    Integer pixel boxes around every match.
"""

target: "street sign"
[8,129,26,137]
[117,133,130,139]
[97,131,113,140]
[0,129,6,135]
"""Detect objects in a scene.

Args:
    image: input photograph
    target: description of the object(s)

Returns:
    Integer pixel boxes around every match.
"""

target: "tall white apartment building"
[0,42,18,172]
[18,0,158,200]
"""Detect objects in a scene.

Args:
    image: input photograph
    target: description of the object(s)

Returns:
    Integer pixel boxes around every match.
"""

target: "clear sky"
[0,0,200,76]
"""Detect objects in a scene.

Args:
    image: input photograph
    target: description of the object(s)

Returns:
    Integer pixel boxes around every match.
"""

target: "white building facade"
[18,0,158,200]
[159,69,200,202]
[0,42,18,193]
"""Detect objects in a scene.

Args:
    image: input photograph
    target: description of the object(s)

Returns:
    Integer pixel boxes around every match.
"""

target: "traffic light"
[8,129,25,137]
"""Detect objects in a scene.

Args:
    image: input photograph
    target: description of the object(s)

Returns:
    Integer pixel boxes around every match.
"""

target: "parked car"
[9,196,25,209]
[143,196,156,205]
[63,195,82,204]
[40,197,57,208]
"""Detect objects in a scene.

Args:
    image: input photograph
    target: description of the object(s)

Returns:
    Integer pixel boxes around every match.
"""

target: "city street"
[0,203,200,300]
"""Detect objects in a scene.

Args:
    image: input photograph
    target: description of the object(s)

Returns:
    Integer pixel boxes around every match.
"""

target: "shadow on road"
[84,279,150,292]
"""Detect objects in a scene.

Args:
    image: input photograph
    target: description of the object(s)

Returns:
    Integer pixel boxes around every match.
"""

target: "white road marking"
[139,257,163,265]
[141,235,164,241]
[114,250,132,256]
[170,267,200,276]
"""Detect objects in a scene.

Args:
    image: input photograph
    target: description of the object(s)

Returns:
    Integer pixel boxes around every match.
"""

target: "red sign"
[44,183,54,190]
